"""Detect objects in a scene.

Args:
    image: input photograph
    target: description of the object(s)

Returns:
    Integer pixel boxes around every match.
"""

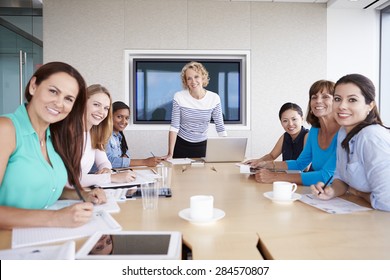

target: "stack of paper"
[12,211,121,248]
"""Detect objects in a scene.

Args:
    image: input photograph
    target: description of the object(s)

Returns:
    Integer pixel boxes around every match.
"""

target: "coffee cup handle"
[291,183,297,193]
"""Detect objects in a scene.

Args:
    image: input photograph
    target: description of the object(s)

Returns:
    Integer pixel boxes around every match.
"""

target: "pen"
[318,176,333,195]
[74,185,86,202]
[150,152,156,157]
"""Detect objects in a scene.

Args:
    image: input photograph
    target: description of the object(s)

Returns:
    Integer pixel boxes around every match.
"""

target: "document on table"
[46,196,120,213]
[166,158,194,165]
[97,171,154,189]
[12,211,121,248]
[299,194,372,214]
[235,163,256,174]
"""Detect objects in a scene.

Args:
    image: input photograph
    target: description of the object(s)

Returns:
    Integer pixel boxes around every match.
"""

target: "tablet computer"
[76,231,182,260]
[125,187,172,198]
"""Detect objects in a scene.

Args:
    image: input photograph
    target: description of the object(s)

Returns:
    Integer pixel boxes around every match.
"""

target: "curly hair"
[180,61,210,89]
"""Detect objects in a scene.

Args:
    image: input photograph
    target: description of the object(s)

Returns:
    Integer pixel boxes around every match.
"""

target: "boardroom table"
[1,162,390,260]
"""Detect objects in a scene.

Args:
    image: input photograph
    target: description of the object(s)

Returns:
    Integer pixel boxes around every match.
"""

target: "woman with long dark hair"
[0,62,105,229]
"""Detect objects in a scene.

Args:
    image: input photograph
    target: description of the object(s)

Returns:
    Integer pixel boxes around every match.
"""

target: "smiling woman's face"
[85,92,111,129]
[113,108,130,133]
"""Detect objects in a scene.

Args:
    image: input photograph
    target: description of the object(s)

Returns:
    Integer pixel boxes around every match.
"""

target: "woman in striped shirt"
[166,61,227,159]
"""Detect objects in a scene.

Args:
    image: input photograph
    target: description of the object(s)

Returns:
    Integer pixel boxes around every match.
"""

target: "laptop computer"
[203,137,248,162]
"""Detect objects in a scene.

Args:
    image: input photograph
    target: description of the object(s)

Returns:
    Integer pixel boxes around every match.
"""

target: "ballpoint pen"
[74,185,86,202]
[150,152,156,157]
[318,176,333,195]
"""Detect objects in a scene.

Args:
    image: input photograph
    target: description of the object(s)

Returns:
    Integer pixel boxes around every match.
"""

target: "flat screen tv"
[126,51,250,126]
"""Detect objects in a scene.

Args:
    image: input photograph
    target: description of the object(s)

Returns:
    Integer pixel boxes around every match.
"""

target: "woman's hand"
[255,169,276,183]
[83,188,107,205]
[243,158,260,166]
[56,202,94,227]
[252,160,269,169]
[111,170,137,183]
[310,181,335,200]
[144,156,163,167]
[95,168,111,174]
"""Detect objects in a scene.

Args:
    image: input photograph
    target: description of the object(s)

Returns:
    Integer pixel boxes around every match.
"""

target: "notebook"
[203,137,248,162]
[12,211,121,248]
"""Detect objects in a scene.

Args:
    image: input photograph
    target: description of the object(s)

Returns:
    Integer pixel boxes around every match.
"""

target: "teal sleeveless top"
[0,104,67,209]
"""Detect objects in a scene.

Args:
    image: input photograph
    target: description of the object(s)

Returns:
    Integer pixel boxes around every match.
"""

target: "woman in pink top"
[80,84,136,187]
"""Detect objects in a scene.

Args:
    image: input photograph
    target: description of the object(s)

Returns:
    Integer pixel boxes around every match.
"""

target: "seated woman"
[81,85,136,187]
[0,62,106,229]
[246,102,308,164]
[311,74,390,211]
[251,80,339,186]
[105,101,162,168]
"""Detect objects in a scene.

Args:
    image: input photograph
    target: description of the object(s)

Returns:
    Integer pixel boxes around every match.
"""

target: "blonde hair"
[86,84,113,150]
[181,61,210,89]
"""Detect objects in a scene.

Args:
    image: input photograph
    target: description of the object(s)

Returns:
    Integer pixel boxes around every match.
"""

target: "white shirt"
[80,131,112,187]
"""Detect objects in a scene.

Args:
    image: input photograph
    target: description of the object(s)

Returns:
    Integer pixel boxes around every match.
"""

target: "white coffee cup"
[190,195,214,221]
[272,181,297,200]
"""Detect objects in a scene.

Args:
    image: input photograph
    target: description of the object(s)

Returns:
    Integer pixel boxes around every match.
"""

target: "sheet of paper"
[0,241,75,260]
[166,158,194,165]
[46,196,120,213]
[299,194,373,214]
[97,172,154,189]
[236,163,256,174]
[12,211,121,248]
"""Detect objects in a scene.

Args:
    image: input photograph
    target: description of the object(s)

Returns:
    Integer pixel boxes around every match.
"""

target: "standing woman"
[0,62,105,229]
[105,101,162,168]
[251,80,339,186]
[311,74,390,211]
[246,102,308,164]
[80,85,136,187]
[166,61,227,159]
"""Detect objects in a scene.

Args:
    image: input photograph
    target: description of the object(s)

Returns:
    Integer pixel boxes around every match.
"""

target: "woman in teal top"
[251,80,339,186]
[0,62,106,229]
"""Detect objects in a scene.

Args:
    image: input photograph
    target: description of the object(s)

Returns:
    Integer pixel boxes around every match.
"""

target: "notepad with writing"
[12,211,122,248]
[299,194,372,214]
[46,196,120,213]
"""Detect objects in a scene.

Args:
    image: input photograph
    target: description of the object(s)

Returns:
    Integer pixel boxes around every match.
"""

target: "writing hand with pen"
[111,169,137,183]
[310,176,334,199]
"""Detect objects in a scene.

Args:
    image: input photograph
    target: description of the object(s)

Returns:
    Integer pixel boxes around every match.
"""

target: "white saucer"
[263,191,302,204]
[178,208,225,224]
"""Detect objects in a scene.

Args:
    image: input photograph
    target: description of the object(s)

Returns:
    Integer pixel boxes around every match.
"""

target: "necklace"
[40,139,44,147]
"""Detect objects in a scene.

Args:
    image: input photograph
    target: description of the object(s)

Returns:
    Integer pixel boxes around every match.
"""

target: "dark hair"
[26,62,87,191]
[112,101,130,156]
[278,102,304,120]
[335,74,387,155]
[305,80,335,128]
[87,84,113,150]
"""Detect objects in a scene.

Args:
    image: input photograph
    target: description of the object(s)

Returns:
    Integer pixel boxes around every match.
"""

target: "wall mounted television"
[125,50,250,128]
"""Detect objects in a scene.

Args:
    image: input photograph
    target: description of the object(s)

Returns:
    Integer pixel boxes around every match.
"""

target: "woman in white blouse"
[80,84,136,187]
[311,74,390,211]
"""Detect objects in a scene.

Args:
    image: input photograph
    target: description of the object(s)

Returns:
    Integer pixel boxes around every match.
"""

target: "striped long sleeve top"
[169,90,227,143]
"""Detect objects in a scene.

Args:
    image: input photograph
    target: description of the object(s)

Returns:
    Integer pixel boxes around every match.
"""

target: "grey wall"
[43,0,326,159]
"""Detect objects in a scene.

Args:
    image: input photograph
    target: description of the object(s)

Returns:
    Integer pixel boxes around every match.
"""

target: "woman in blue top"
[246,102,309,163]
[251,80,339,186]
[311,74,390,211]
[0,62,106,229]
[105,101,162,168]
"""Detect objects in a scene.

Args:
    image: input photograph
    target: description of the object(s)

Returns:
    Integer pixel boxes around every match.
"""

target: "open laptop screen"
[203,137,247,162]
